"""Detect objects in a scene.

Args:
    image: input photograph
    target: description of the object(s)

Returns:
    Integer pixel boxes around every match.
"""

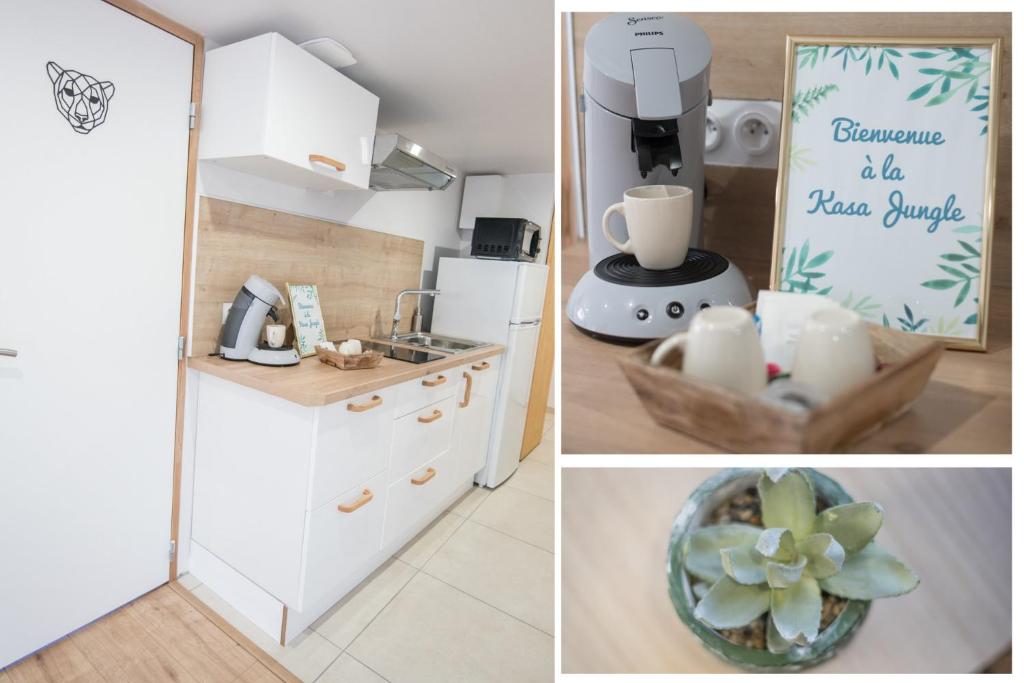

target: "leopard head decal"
[46,61,115,134]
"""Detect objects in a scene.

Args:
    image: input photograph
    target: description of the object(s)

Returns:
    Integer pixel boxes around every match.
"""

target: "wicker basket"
[619,323,943,453]
[315,347,384,370]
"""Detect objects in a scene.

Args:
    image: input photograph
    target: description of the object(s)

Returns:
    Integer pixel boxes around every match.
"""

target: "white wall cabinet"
[199,32,379,191]
[189,358,498,644]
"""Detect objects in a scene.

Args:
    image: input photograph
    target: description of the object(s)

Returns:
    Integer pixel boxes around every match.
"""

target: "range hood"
[370,134,457,191]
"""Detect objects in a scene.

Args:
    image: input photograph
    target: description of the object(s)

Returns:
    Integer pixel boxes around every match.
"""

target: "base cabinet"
[188,355,500,644]
[454,359,500,481]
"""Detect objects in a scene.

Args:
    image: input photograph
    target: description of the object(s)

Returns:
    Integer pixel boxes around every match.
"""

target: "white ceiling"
[144,0,554,174]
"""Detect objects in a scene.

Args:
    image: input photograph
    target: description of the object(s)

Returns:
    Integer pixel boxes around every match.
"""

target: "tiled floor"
[184,411,555,683]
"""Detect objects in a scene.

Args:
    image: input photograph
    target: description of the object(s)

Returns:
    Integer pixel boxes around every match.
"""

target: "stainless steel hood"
[369,134,457,191]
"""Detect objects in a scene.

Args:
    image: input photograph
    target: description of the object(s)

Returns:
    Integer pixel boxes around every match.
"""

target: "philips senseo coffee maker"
[567,13,752,341]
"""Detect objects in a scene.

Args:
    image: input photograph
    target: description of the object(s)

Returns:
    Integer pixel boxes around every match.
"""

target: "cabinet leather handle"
[411,468,436,486]
[422,375,447,387]
[347,395,383,412]
[338,488,373,513]
[471,361,490,371]
[460,371,472,408]
[309,154,346,172]
[418,409,442,424]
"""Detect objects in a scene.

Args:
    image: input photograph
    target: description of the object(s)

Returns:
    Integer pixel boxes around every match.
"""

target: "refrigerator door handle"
[510,320,541,328]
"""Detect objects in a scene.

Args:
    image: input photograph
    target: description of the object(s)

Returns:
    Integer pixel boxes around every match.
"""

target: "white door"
[481,322,541,487]
[510,263,548,323]
[0,0,193,667]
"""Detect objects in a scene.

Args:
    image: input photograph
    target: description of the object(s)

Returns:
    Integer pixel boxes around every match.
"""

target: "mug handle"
[650,332,688,367]
[601,202,633,254]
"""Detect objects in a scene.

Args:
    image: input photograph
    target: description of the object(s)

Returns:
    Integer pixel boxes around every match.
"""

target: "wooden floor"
[0,583,296,683]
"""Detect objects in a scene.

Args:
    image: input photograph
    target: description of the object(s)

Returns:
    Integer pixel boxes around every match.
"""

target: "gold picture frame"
[771,35,1002,351]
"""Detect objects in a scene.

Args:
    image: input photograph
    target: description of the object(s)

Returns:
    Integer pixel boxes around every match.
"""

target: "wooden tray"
[618,323,943,453]
[315,347,384,370]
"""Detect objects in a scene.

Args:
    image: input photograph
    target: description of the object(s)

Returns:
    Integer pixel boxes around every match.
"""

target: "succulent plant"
[682,469,919,654]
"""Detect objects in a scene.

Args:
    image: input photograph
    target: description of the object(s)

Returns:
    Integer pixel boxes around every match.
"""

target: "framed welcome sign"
[285,282,328,357]
[771,36,1001,350]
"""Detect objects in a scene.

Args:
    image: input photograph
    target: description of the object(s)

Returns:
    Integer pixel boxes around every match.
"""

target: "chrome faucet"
[390,289,440,340]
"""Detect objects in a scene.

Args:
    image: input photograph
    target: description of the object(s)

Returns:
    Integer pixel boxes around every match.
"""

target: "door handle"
[0,349,17,357]
[338,489,374,513]
[411,468,436,486]
[421,375,447,387]
[309,154,346,172]
[460,372,472,408]
[347,395,383,412]
[471,361,490,371]
[417,409,443,424]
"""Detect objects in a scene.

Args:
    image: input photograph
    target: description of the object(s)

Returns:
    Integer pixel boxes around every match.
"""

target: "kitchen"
[0,1,554,681]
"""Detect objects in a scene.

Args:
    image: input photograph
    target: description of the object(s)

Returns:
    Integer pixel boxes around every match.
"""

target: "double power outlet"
[705,98,782,169]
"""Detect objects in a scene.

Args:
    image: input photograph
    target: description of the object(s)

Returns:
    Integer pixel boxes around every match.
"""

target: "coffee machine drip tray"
[594,249,729,287]
[567,251,754,343]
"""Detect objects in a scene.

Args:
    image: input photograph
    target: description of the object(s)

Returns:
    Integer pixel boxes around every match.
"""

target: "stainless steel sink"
[377,332,487,354]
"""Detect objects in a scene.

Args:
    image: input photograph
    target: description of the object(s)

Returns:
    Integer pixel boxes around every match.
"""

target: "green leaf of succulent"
[683,524,763,583]
[755,528,797,562]
[758,470,815,540]
[693,581,711,600]
[770,576,821,643]
[766,555,808,589]
[765,468,791,483]
[797,533,846,579]
[820,543,920,600]
[721,546,767,585]
[694,576,771,629]
[815,502,883,554]
[766,615,794,654]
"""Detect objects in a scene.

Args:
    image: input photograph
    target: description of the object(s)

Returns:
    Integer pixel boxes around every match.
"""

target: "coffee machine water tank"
[583,13,712,266]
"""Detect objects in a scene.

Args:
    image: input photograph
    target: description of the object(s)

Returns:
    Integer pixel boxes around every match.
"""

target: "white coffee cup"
[650,306,767,396]
[791,308,875,397]
[602,185,693,270]
[266,324,286,348]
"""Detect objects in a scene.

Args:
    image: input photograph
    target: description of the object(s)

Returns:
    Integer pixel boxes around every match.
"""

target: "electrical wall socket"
[705,98,782,169]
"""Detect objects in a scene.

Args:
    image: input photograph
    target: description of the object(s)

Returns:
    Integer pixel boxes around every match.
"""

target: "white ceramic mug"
[266,324,287,348]
[650,306,767,396]
[791,308,875,397]
[602,185,693,270]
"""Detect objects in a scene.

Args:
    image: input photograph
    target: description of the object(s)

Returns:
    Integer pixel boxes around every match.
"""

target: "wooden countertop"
[562,468,1011,673]
[561,240,1012,453]
[189,343,504,407]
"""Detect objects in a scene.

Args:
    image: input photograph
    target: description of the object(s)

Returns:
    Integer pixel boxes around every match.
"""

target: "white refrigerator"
[431,257,548,487]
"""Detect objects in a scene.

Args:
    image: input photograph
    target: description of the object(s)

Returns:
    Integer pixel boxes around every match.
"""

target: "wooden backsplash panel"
[192,197,423,357]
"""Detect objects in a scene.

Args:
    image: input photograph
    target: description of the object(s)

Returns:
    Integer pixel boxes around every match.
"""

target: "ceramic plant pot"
[666,468,871,672]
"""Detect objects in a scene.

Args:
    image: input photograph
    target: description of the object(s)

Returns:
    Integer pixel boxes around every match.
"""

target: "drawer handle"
[347,395,383,412]
[338,488,373,513]
[422,375,447,387]
[411,468,436,486]
[309,153,346,172]
[418,409,443,424]
[460,371,473,408]
[471,361,490,371]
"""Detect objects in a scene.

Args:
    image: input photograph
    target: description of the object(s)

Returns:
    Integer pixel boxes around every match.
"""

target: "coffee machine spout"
[631,118,683,178]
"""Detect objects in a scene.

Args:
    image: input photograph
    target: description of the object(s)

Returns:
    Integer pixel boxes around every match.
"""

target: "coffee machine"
[567,13,752,342]
[220,274,300,366]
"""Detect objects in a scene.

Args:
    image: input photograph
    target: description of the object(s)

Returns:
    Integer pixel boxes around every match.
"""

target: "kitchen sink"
[377,332,487,354]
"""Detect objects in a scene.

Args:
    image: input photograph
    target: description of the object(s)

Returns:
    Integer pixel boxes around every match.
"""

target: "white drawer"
[463,355,501,399]
[311,387,396,510]
[301,471,387,609]
[394,368,458,417]
[381,448,457,550]
[389,395,456,483]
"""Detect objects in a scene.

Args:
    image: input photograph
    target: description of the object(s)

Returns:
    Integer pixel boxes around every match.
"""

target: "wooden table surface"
[561,240,1012,453]
[189,343,503,407]
[561,468,1011,673]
